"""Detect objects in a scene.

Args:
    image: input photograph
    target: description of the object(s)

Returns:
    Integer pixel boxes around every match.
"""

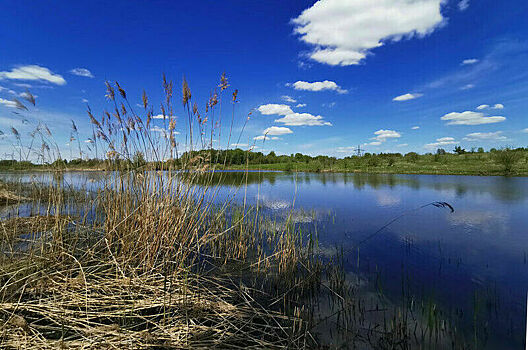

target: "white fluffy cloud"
[70,68,94,78]
[411,126,420,130]
[263,126,293,136]
[393,93,423,101]
[476,103,504,110]
[441,111,506,125]
[461,58,478,65]
[281,95,297,103]
[373,129,401,141]
[460,84,475,90]
[296,103,307,108]
[288,80,347,94]
[258,104,294,116]
[0,98,17,108]
[0,65,66,85]
[258,103,332,126]
[425,137,457,149]
[463,131,507,141]
[292,0,446,66]
[275,113,332,126]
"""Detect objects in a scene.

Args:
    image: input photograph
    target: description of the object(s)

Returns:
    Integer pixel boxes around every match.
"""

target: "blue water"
[2,171,527,348]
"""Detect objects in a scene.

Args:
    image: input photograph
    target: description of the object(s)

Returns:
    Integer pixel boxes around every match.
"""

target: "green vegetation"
[3,147,527,177]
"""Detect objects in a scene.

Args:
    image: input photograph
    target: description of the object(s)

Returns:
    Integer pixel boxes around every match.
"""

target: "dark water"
[2,171,527,348]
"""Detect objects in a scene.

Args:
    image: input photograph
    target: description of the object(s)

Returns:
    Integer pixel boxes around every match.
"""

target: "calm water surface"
[2,171,527,348]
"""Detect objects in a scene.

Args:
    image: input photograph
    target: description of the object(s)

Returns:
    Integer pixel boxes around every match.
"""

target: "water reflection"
[1,170,527,347]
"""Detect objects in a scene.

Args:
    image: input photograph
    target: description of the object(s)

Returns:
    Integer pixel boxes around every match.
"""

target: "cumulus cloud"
[476,104,489,110]
[275,113,332,126]
[0,98,17,108]
[263,126,293,136]
[292,0,446,66]
[492,103,504,109]
[393,93,423,101]
[296,103,307,108]
[258,104,293,116]
[70,68,94,78]
[288,80,347,94]
[281,95,297,103]
[373,129,401,142]
[411,126,420,130]
[258,103,332,126]
[441,111,505,125]
[425,137,457,149]
[463,131,507,141]
[461,58,478,65]
[253,135,280,141]
[0,65,66,85]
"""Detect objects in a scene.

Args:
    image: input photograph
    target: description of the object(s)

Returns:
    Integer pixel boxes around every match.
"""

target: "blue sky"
[0,0,527,160]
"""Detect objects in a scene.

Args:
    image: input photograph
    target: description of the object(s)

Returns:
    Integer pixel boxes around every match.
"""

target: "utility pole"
[354,144,365,157]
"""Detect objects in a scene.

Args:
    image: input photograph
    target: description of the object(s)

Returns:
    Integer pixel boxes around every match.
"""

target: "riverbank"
[225,161,528,176]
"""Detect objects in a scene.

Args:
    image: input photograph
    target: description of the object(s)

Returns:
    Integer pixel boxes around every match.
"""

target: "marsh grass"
[0,75,469,349]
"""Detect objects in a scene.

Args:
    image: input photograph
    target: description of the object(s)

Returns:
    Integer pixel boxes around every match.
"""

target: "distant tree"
[404,152,419,162]
[436,148,446,155]
[477,147,484,153]
[493,148,521,174]
[453,146,466,155]
[132,151,147,168]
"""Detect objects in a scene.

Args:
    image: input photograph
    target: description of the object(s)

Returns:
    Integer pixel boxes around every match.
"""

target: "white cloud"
[492,103,504,109]
[476,104,489,110]
[425,137,457,149]
[522,128,528,133]
[288,80,347,94]
[281,95,297,103]
[82,98,89,103]
[152,114,167,119]
[0,65,66,85]
[460,84,475,90]
[366,141,382,146]
[253,135,280,141]
[84,139,94,144]
[463,131,507,141]
[274,112,332,126]
[231,143,249,147]
[292,0,446,66]
[258,104,293,116]
[373,129,401,141]
[263,126,293,136]
[458,0,470,11]
[411,126,420,130]
[461,58,478,65]
[441,111,506,125]
[258,103,332,126]
[397,143,408,147]
[336,146,357,153]
[393,93,423,101]
[150,126,180,135]
[296,103,307,108]
[70,68,94,78]
[0,98,17,108]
